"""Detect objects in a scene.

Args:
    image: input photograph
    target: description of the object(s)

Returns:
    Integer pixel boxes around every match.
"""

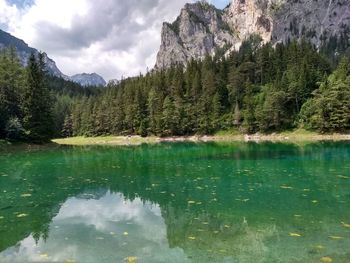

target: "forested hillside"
[66,37,350,137]
[0,47,99,143]
[1,36,349,143]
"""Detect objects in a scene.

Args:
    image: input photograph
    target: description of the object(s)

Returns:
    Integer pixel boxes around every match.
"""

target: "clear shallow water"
[0,142,349,263]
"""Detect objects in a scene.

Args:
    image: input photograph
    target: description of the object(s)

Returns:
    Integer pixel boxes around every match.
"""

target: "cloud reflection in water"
[0,191,190,263]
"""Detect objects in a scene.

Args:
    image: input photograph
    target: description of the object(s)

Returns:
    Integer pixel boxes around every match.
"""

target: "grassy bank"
[52,129,350,146]
[52,136,160,146]
[212,129,350,142]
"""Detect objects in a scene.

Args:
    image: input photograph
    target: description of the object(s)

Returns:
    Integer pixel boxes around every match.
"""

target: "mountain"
[0,29,65,77]
[0,29,106,86]
[156,0,350,68]
[70,73,106,87]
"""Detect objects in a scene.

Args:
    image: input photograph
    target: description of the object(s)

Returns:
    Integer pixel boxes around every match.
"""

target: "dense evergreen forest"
[1,36,350,142]
[67,36,350,137]
[0,47,99,142]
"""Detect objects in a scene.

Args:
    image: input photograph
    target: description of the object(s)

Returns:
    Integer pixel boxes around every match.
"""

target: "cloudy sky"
[0,0,230,81]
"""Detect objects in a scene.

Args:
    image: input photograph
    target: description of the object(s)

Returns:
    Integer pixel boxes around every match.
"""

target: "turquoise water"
[0,142,349,263]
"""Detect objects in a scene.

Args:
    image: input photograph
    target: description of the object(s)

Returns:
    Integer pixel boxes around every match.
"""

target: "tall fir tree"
[22,53,54,142]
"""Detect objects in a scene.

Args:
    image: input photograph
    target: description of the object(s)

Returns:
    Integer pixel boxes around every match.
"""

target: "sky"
[0,0,230,81]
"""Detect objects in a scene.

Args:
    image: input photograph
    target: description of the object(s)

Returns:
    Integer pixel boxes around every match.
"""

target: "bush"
[5,117,25,141]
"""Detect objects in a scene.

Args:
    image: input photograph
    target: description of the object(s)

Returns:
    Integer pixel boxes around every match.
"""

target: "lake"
[0,142,349,263]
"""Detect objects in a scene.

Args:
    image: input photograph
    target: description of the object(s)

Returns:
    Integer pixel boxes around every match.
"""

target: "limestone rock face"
[155,1,235,68]
[155,0,350,69]
[270,0,350,47]
[224,0,273,49]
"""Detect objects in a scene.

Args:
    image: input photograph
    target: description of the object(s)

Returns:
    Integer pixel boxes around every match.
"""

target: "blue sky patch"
[6,0,34,9]
[211,0,231,9]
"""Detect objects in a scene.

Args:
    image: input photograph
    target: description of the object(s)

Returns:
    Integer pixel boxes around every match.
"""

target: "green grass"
[278,128,319,136]
[52,136,159,146]
[214,128,242,136]
[277,128,349,139]
[52,130,350,146]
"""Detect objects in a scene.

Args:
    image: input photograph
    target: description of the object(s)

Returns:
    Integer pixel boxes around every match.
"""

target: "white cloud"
[0,0,229,81]
[0,0,21,30]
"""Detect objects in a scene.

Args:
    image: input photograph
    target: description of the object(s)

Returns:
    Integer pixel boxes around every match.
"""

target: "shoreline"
[52,131,350,146]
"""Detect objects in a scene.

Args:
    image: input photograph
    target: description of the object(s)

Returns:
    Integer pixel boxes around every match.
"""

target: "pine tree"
[22,53,54,142]
[211,92,222,131]
[161,96,176,136]
[61,114,73,138]
[0,47,25,138]
[299,57,350,132]
[147,87,160,135]
[242,82,256,133]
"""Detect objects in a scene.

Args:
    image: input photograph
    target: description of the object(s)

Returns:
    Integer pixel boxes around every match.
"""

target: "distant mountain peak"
[70,73,106,87]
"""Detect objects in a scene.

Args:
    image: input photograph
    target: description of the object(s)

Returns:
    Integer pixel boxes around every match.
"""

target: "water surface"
[0,142,350,263]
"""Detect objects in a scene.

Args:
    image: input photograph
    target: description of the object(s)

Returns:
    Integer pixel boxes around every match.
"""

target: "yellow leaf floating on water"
[20,194,32,198]
[39,254,49,259]
[280,185,293,189]
[289,233,302,237]
[294,215,302,217]
[188,236,196,240]
[17,214,28,218]
[123,232,129,236]
[125,256,137,263]
[315,245,325,249]
[188,201,196,204]
[64,260,75,263]
[312,200,319,204]
[341,222,350,228]
[329,236,344,240]
[0,216,4,220]
[337,175,349,179]
[320,256,333,263]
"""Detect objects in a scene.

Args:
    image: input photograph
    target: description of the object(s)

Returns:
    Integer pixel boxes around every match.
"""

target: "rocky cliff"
[156,1,235,68]
[156,0,350,68]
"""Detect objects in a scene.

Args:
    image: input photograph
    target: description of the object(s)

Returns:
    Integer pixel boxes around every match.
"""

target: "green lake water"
[0,142,350,263]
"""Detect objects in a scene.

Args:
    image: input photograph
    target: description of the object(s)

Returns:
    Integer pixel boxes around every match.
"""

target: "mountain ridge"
[0,29,106,87]
[70,73,107,87]
[156,0,350,68]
